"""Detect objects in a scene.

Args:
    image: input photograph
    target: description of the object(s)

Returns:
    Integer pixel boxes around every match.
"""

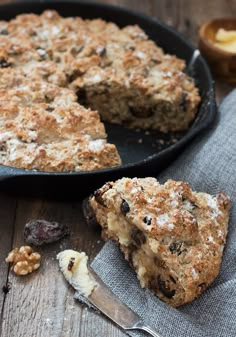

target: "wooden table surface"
[0,1,235,337]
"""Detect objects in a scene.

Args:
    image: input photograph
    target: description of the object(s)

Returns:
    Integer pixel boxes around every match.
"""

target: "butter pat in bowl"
[215,28,236,52]
[199,18,236,83]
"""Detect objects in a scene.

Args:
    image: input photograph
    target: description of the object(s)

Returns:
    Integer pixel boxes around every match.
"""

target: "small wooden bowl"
[199,18,236,83]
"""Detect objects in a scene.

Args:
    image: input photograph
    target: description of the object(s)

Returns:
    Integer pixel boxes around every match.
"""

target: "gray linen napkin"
[75,90,236,337]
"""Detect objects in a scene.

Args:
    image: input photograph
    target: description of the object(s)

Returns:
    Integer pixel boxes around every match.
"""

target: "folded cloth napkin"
[75,90,236,337]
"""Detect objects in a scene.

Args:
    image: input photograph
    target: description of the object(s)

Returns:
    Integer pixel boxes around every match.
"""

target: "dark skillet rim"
[0,0,216,178]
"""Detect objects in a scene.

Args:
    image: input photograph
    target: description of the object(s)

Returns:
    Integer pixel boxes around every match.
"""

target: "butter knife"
[86,267,163,337]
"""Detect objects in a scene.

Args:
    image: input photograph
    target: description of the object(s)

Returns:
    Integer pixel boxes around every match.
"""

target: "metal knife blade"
[88,267,140,329]
[86,268,163,337]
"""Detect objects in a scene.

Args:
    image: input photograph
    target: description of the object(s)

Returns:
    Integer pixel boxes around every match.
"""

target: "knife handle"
[126,321,164,337]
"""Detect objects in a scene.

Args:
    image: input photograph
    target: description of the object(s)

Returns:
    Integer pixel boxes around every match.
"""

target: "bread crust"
[0,10,200,171]
[88,178,231,306]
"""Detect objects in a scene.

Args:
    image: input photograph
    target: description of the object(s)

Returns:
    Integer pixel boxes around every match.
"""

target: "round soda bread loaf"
[0,10,200,172]
[86,178,231,307]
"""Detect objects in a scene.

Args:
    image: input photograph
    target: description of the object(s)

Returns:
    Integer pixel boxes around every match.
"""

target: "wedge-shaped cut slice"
[87,178,231,307]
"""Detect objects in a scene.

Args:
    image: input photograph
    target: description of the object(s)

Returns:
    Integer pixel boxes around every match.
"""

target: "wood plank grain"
[1,197,125,337]
[177,0,235,43]
[0,193,16,324]
[175,0,235,101]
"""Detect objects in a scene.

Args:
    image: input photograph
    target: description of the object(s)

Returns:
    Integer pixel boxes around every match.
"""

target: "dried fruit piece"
[120,199,130,215]
[95,46,106,56]
[93,182,113,207]
[0,58,11,68]
[6,246,41,276]
[0,29,8,35]
[157,276,176,298]
[169,242,186,255]
[130,228,146,247]
[180,92,188,112]
[67,257,76,271]
[129,106,154,118]
[82,198,99,228]
[143,215,152,226]
[76,88,87,105]
[94,189,106,206]
[24,219,70,246]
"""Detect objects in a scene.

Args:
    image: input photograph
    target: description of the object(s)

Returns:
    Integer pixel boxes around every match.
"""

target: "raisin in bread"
[0,69,121,171]
[0,11,200,132]
[86,178,231,307]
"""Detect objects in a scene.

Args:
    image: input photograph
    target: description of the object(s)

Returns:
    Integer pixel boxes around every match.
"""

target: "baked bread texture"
[0,10,200,172]
[87,178,231,306]
[0,69,121,171]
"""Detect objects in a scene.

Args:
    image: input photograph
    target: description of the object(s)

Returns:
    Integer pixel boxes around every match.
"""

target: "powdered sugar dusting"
[207,195,222,217]
[170,199,178,207]
[217,230,224,238]
[131,187,142,194]
[207,235,215,243]
[182,200,195,211]
[167,223,175,230]
[88,139,105,151]
[52,26,60,35]
[197,252,203,259]
[156,214,169,227]
[191,268,198,280]
[91,74,102,83]
[135,51,146,59]
[0,132,12,142]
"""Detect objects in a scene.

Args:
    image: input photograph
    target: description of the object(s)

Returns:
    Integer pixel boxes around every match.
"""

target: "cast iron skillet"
[0,0,216,196]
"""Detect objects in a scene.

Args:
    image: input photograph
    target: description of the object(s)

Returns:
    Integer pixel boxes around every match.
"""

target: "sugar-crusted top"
[0,69,121,171]
[90,177,231,305]
[0,10,200,171]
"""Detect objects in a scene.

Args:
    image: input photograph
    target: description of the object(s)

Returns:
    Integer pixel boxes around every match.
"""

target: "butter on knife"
[57,249,162,337]
[57,250,97,297]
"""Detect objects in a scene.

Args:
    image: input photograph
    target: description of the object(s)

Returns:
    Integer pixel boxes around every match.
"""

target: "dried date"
[68,257,75,271]
[198,282,207,292]
[76,88,87,105]
[93,182,113,207]
[129,106,154,118]
[169,242,186,255]
[0,58,11,68]
[120,199,130,215]
[130,228,146,247]
[24,219,70,246]
[143,215,152,226]
[95,46,106,56]
[157,275,176,298]
[94,189,106,207]
[0,28,9,35]
[180,92,188,112]
[82,197,100,228]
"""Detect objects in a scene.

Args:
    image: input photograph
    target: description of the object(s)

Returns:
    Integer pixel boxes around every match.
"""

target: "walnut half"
[6,246,41,276]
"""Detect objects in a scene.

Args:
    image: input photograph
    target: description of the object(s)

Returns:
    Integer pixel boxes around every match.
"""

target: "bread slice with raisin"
[86,178,231,307]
